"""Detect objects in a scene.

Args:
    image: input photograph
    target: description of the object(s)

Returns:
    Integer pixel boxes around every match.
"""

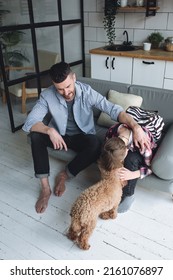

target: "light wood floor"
[0,101,173,260]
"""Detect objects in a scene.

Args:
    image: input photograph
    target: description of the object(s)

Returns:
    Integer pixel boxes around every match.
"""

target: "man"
[23,62,150,214]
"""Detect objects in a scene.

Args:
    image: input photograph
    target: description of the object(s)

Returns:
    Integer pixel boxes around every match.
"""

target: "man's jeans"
[30,132,102,178]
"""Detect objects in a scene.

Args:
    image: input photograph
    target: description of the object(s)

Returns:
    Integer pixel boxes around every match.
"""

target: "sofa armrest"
[151,123,173,180]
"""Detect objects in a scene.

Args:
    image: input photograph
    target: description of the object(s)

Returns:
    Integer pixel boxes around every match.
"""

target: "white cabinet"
[90,53,172,89]
[132,58,165,88]
[91,54,133,84]
[163,61,173,90]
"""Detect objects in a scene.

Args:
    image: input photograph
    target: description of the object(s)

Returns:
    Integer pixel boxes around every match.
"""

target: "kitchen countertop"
[89,46,173,62]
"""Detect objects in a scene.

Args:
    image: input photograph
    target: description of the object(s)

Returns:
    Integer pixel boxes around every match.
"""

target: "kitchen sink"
[104,45,140,51]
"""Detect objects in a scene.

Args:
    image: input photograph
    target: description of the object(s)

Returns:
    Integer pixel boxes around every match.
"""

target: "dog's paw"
[110,212,117,219]
[79,243,90,250]
[99,212,110,219]
[67,231,76,241]
[99,211,116,220]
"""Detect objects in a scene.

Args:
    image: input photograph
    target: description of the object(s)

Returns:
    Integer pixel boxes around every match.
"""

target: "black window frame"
[0,0,85,132]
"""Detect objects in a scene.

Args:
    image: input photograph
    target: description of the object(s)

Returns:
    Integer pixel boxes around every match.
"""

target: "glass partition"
[32,0,59,23]
[2,29,33,81]
[8,81,36,127]
[0,0,84,132]
[61,0,80,20]
[1,0,30,25]
[63,24,82,63]
[35,26,61,68]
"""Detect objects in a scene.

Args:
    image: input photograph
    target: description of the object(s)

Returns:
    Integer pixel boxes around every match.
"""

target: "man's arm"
[31,122,67,151]
[31,122,50,134]
[118,111,150,153]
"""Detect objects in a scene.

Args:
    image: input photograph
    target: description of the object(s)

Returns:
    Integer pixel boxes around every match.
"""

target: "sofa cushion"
[151,124,173,180]
[97,90,143,127]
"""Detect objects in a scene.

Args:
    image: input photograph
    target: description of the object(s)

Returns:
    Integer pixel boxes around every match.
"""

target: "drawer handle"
[112,57,115,69]
[105,57,109,69]
[142,61,155,65]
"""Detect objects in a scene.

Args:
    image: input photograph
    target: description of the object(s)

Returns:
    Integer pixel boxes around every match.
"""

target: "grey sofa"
[29,77,173,198]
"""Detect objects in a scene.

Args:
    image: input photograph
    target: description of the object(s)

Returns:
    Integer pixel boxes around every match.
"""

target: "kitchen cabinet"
[90,49,173,89]
[91,54,133,84]
[132,58,165,88]
[163,61,173,90]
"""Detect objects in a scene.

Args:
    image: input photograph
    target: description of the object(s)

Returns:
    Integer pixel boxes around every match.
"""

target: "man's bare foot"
[35,187,52,214]
[54,170,68,196]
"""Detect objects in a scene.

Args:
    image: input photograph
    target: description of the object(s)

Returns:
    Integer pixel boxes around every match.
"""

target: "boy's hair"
[49,61,72,83]
[98,137,126,171]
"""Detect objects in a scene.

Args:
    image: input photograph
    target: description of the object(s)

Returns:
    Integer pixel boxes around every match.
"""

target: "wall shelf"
[118,6,160,12]
[118,6,145,11]
[117,0,160,16]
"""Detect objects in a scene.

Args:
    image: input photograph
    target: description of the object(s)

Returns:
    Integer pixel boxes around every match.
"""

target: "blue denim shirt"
[22,81,124,135]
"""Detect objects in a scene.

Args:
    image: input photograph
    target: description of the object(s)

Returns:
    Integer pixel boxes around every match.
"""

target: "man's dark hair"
[49,61,72,83]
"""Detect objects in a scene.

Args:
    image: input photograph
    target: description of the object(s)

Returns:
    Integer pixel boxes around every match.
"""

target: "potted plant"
[147,32,164,49]
[103,0,118,46]
[0,30,30,68]
[0,2,29,80]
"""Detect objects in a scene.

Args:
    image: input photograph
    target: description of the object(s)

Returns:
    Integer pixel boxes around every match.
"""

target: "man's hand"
[118,111,150,154]
[31,122,68,151]
[133,124,150,154]
[48,128,67,151]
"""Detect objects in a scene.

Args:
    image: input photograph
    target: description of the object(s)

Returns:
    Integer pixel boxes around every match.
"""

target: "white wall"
[84,0,173,77]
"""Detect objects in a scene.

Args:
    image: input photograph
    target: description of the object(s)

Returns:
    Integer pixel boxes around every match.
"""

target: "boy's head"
[98,137,127,171]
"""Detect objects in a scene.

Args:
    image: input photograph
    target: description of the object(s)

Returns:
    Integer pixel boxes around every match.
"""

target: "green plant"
[0,2,29,77]
[0,30,30,68]
[103,0,117,46]
[147,32,164,48]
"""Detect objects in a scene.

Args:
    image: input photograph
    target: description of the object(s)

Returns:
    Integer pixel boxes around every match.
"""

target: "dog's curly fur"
[67,137,127,250]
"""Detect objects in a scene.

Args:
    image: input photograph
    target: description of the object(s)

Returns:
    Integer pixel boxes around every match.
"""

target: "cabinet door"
[165,61,173,79]
[132,58,165,88]
[110,56,132,84]
[91,54,111,81]
[163,61,173,90]
[91,54,132,84]
[163,79,173,90]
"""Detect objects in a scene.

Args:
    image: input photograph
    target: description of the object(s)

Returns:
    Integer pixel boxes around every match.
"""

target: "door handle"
[105,57,109,69]
[142,61,155,65]
[112,57,115,69]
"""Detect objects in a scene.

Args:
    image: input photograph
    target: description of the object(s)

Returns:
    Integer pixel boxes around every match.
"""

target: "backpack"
[126,106,165,142]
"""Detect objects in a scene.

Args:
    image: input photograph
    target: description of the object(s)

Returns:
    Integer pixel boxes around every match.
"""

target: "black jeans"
[123,150,144,197]
[30,132,102,177]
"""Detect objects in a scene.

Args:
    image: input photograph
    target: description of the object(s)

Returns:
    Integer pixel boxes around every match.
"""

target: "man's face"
[53,73,76,101]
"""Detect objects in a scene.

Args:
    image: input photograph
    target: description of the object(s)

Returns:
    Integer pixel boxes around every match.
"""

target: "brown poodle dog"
[67,137,127,250]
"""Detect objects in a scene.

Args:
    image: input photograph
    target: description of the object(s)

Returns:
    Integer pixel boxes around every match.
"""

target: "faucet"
[123,30,132,45]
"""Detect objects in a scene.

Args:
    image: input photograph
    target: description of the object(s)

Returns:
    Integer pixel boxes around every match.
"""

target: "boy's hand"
[118,167,140,181]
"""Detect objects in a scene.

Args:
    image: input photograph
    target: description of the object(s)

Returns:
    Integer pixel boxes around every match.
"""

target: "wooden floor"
[0,101,173,260]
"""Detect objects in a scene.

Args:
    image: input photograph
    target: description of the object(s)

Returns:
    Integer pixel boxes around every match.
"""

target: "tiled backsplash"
[84,0,173,77]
